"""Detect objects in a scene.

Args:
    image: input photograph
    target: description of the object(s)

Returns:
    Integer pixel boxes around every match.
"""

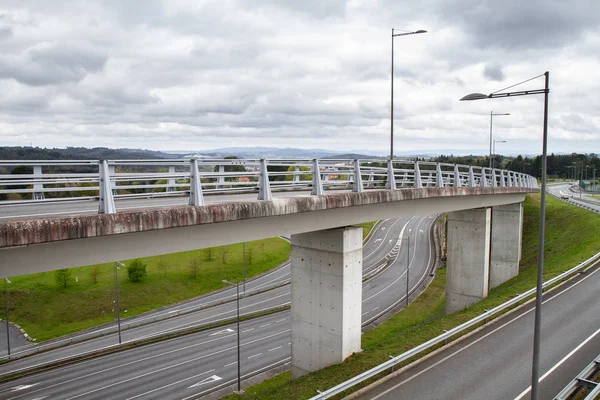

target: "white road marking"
[372,307,379,312]
[12,384,39,391]
[242,328,254,333]
[269,346,282,352]
[168,309,179,313]
[210,328,235,336]
[362,311,370,316]
[224,361,237,367]
[275,319,287,323]
[188,374,222,388]
[513,325,600,400]
[368,266,600,400]
[25,329,290,400]
[375,239,382,243]
[248,353,263,359]
[126,370,215,399]
[260,323,271,328]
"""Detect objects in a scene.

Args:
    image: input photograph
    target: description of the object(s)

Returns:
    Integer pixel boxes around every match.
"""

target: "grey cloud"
[249,0,348,19]
[0,42,107,86]
[483,64,504,81]
[437,0,599,50]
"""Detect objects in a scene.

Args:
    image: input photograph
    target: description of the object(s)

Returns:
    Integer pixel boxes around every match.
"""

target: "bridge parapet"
[0,158,538,214]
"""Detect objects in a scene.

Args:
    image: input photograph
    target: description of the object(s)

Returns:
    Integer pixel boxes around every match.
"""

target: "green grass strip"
[224,194,600,400]
[3,238,290,342]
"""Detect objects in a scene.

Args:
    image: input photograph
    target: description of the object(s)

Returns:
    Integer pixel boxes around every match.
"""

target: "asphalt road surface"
[0,215,438,399]
[547,182,600,213]
[352,257,600,400]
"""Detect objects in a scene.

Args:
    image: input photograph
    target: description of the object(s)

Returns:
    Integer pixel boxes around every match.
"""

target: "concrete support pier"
[290,226,363,379]
[489,202,523,289]
[446,208,491,314]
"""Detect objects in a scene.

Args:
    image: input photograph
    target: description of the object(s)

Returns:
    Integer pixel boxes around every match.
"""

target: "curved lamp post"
[489,113,510,168]
[492,139,507,169]
[223,279,242,393]
[390,29,427,162]
[461,71,550,400]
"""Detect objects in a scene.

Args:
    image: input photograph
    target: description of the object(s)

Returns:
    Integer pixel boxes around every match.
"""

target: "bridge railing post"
[454,165,462,187]
[293,166,300,184]
[216,165,225,189]
[353,159,364,193]
[436,163,444,188]
[167,166,176,192]
[468,166,475,187]
[98,160,116,214]
[32,165,45,200]
[491,169,497,188]
[311,159,324,195]
[386,160,396,189]
[189,159,205,206]
[414,162,422,189]
[499,170,506,187]
[258,159,272,200]
[481,168,489,187]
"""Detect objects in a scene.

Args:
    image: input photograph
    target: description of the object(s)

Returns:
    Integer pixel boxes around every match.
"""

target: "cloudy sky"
[0,0,598,156]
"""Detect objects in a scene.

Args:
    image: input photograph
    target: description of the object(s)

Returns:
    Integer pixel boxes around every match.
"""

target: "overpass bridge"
[0,158,537,377]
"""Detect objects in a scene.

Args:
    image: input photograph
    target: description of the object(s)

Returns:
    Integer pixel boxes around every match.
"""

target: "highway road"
[547,182,600,213]
[0,215,439,398]
[352,255,600,400]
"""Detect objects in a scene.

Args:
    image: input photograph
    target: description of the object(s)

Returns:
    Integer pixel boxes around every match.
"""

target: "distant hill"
[322,153,382,160]
[0,147,185,160]
[171,147,342,159]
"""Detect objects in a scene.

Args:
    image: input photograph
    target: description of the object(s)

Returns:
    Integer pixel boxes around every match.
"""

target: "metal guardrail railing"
[0,158,538,214]
[554,353,600,400]
[309,251,600,399]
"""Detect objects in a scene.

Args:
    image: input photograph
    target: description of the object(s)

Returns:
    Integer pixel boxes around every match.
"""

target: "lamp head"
[460,93,490,101]
[414,30,427,34]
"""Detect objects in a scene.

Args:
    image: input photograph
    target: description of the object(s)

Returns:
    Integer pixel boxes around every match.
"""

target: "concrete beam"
[446,208,491,314]
[489,202,523,289]
[0,189,531,276]
[291,226,362,378]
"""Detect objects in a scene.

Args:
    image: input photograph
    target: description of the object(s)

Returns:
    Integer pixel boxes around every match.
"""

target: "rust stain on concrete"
[0,187,535,248]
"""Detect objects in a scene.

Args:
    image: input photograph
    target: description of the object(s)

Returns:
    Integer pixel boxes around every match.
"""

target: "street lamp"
[4,278,11,357]
[492,139,507,169]
[390,29,427,163]
[223,279,242,393]
[489,112,510,169]
[114,261,125,345]
[461,71,550,400]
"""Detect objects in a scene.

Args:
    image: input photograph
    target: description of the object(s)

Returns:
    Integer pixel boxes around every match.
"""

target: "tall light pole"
[114,261,125,345]
[461,71,550,400]
[390,29,427,162]
[242,243,247,294]
[404,236,411,307]
[223,279,242,393]
[4,278,11,357]
[492,140,507,169]
[489,112,510,169]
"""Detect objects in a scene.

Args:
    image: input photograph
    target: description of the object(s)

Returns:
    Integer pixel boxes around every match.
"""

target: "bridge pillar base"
[489,202,523,289]
[290,226,363,379]
[446,208,491,314]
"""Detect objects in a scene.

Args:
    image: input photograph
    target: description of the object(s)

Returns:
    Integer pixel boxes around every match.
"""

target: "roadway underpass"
[0,215,439,398]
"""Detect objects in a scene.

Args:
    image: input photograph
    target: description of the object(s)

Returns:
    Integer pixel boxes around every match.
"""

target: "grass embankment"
[225,194,600,400]
[356,221,378,240]
[590,195,600,201]
[3,238,290,342]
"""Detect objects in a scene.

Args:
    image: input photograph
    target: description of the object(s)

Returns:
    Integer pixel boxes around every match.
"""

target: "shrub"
[127,259,148,283]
